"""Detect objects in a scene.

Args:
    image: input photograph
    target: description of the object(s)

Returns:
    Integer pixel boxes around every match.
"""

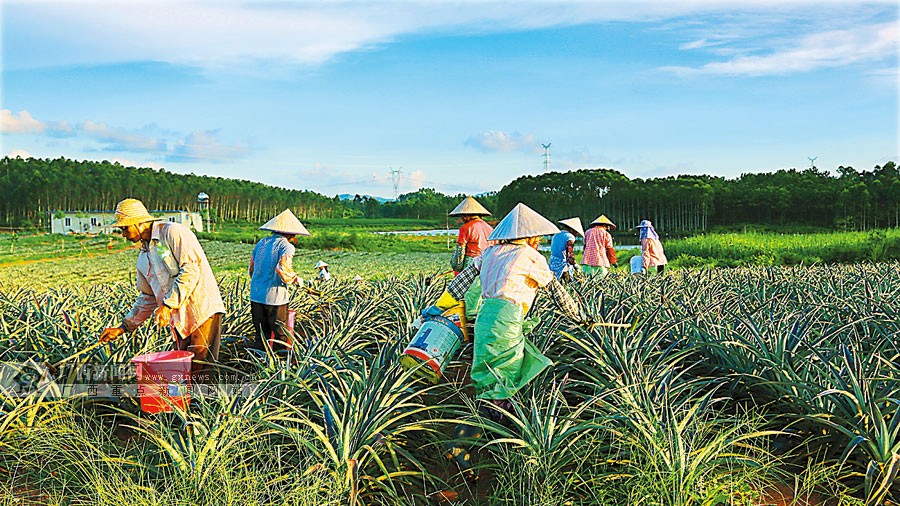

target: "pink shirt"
[475,242,555,313]
[641,238,668,268]
[457,218,494,258]
[582,227,616,267]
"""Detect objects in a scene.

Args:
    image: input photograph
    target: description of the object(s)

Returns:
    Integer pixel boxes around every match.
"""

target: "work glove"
[99,326,125,343]
[155,305,173,328]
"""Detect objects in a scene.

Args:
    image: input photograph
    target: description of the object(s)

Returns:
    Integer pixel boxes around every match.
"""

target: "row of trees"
[2,156,898,233]
[494,163,900,234]
[0,157,343,227]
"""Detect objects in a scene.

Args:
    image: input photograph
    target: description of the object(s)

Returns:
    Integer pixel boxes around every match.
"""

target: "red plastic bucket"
[131,350,193,413]
[269,309,296,350]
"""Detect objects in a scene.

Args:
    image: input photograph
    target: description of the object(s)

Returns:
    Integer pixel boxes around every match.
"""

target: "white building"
[51,210,204,234]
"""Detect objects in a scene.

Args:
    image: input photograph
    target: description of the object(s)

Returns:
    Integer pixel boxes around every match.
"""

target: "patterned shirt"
[581,226,616,268]
[447,242,581,320]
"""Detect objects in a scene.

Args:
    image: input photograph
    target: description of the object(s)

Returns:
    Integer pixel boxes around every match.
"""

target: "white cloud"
[406,169,427,190]
[12,1,893,72]
[465,130,538,153]
[167,130,248,163]
[80,120,166,152]
[1,110,45,134]
[7,149,32,159]
[2,110,249,163]
[665,21,899,76]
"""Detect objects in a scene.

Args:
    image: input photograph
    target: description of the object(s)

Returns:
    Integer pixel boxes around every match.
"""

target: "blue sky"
[2,1,897,199]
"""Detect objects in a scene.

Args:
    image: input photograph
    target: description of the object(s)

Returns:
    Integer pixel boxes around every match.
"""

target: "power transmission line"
[542,143,551,172]
[389,167,402,200]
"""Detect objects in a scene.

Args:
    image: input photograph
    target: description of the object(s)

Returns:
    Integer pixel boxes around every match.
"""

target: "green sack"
[471,298,552,400]
[463,276,482,321]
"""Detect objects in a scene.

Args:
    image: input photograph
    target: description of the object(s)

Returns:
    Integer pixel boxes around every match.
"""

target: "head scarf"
[637,220,659,241]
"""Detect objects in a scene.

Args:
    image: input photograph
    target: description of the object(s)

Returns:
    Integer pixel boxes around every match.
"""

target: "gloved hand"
[99,326,125,343]
[155,305,173,328]
[421,305,443,318]
[294,276,305,287]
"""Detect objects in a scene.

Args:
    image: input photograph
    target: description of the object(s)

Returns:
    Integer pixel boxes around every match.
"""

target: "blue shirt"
[548,231,575,277]
[250,234,295,305]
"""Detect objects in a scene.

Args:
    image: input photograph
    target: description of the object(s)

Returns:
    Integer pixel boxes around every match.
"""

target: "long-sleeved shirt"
[249,234,299,305]
[123,222,225,336]
[581,226,616,268]
[447,242,581,321]
[641,238,668,268]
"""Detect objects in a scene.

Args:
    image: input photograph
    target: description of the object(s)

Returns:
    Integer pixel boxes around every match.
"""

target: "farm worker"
[581,215,617,276]
[99,198,225,382]
[448,196,494,321]
[353,274,364,283]
[249,209,310,351]
[549,217,585,281]
[424,203,585,476]
[637,219,668,274]
[314,260,332,281]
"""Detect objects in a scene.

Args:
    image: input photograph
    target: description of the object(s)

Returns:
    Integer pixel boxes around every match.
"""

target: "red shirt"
[457,219,494,258]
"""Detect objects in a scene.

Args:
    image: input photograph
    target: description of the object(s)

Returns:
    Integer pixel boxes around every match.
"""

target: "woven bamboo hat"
[448,196,491,217]
[315,260,328,269]
[590,214,617,229]
[112,198,159,227]
[260,209,310,236]
[488,203,560,241]
[557,217,585,237]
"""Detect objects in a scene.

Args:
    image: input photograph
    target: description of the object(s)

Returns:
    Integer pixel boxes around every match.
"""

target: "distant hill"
[338,193,392,203]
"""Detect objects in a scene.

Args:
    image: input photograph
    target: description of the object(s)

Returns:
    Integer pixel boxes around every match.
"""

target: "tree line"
[2,156,897,233]
[1,157,341,227]
[494,163,899,234]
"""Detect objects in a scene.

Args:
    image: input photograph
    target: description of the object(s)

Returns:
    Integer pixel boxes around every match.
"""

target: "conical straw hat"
[448,196,491,216]
[488,203,560,241]
[112,198,159,227]
[260,209,310,236]
[315,260,328,269]
[557,217,585,237]
[590,214,617,229]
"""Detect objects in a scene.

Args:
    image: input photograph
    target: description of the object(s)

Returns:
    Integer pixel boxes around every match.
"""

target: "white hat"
[260,209,310,236]
[557,217,585,237]
[488,203,559,241]
[353,275,364,282]
[448,196,491,216]
[315,260,328,269]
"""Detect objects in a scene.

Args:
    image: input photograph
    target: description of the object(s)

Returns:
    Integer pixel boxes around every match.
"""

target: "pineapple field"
[0,240,898,505]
